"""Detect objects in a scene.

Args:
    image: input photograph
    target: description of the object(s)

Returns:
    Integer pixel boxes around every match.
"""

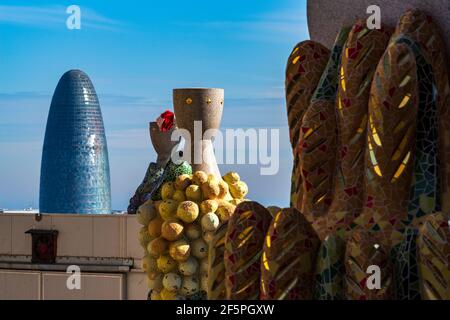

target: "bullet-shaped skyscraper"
[40,70,111,214]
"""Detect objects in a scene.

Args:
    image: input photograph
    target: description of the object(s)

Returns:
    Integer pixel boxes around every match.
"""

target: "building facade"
[39,70,111,214]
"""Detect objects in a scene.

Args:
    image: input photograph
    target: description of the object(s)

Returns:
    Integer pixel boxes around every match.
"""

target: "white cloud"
[107,128,152,150]
[0,5,124,31]
[172,4,308,43]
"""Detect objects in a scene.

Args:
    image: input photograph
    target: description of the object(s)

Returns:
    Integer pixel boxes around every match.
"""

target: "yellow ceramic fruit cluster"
[137,171,248,300]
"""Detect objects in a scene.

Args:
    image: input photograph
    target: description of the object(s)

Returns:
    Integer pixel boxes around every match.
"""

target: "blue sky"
[0,0,310,210]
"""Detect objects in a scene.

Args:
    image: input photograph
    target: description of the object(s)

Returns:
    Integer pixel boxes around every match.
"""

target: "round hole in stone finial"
[206,98,212,104]
[186,98,193,105]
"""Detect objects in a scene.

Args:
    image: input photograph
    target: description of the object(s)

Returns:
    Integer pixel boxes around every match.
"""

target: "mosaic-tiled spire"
[298,27,350,238]
[394,10,450,214]
[393,35,441,225]
[389,11,443,227]
[357,41,419,245]
[285,41,330,209]
[327,21,391,238]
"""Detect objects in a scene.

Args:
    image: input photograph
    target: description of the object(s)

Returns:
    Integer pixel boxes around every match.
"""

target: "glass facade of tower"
[39,70,111,214]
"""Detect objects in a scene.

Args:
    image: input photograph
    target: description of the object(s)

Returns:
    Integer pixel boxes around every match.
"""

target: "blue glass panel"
[39,70,111,214]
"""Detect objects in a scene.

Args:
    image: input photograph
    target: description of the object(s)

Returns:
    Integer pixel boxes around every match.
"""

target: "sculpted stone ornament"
[150,120,177,168]
[173,88,224,180]
[127,121,176,214]
[128,113,193,214]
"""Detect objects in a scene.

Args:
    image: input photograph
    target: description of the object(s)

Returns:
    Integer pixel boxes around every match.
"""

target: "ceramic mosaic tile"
[394,10,450,214]
[417,212,450,300]
[224,201,272,300]
[344,229,394,300]
[285,41,330,208]
[207,223,228,300]
[328,21,391,239]
[392,35,441,227]
[314,234,346,300]
[356,41,419,246]
[127,162,164,214]
[391,228,421,300]
[261,208,320,300]
[298,27,350,239]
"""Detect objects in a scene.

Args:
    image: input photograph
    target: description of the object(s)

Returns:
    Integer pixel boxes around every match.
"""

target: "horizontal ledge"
[0,212,130,217]
[0,254,134,267]
[0,262,131,273]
